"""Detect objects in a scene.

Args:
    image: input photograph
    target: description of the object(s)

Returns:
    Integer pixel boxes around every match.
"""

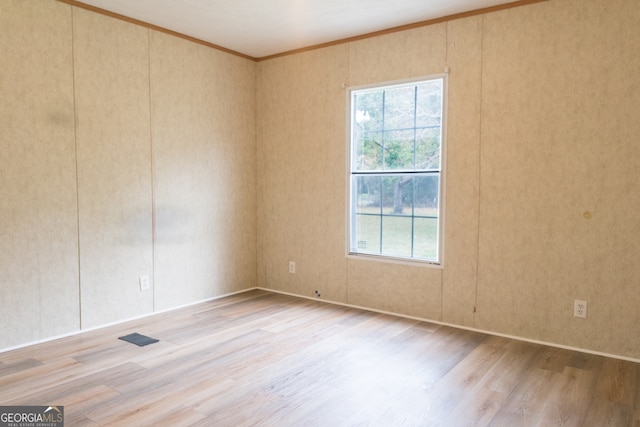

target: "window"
[348,76,445,264]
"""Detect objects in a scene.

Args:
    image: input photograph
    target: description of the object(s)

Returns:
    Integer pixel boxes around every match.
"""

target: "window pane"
[381,215,412,257]
[383,130,415,170]
[355,214,381,254]
[413,217,439,260]
[354,176,382,254]
[415,127,441,170]
[354,91,383,132]
[414,175,439,216]
[381,175,413,215]
[416,81,443,128]
[384,86,415,130]
[354,131,383,171]
[355,175,381,213]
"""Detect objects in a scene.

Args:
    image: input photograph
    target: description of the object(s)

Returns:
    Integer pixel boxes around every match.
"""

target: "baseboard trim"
[0,288,255,355]
[4,286,638,365]
[257,287,640,365]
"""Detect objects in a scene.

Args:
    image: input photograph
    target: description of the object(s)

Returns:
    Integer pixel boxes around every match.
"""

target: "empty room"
[1,0,640,425]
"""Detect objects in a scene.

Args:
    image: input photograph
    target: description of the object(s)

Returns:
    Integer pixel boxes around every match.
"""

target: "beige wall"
[257,0,640,359]
[150,31,257,311]
[0,0,79,345]
[0,0,256,349]
[476,0,640,356]
[2,0,640,360]
[73,8,154,328]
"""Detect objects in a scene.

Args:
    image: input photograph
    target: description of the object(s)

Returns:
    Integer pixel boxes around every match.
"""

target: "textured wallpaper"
[476,0,640,355]
[73,8,154,328]
[150,32,257,311]
[0,0,80,347]
[257,46,350,302]
[0,0,256,349]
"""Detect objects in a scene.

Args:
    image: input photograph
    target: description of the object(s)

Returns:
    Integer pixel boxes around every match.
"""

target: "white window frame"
[346,75,447,266]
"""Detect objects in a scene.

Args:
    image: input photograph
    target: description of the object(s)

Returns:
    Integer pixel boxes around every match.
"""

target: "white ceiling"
[75,0,518,58]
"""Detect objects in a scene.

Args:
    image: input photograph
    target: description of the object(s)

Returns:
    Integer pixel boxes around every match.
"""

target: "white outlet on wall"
[574,299,587,319]
[289,261,295,274]
[140,275,150,291]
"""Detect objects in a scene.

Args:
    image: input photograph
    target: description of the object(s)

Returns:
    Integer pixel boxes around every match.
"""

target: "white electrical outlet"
[139,275,150,291]
[289,261,295,274]
[574,299,587,318]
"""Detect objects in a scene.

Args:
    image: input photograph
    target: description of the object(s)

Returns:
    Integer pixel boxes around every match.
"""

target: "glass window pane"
[416,81,443,128]
[381,215,412,257]
[381,175,413,215]
[354,131,383,171]
[354,91,383,132]
[355,214,381,254]
[355,175,381,214]
[413,217,439,260]
[383,130,415,170]
[414,175,439,216]
[415,127,440,170]
[383,86,416,130]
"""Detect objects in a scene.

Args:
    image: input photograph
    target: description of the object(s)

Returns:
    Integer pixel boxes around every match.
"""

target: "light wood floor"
[1,290,639,426]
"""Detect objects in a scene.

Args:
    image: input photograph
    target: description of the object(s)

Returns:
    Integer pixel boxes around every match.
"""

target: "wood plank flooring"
[1,289,639,426]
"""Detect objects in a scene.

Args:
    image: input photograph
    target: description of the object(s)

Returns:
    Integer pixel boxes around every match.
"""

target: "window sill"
[346,252,443,269]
